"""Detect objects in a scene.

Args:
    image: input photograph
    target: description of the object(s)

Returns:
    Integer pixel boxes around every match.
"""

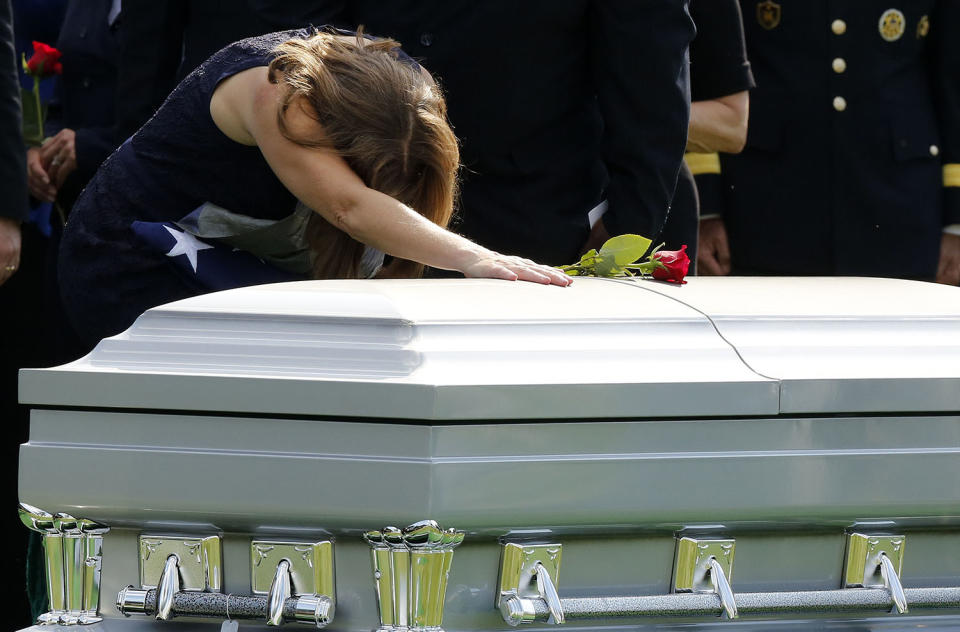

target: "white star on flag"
[163,225,213,272]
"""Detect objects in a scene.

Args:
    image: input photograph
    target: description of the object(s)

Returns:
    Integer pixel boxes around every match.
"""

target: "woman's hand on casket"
[462,253,573,286]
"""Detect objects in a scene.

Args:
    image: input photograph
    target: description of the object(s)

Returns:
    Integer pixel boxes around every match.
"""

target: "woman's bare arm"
[235,69,570,285]
[687,91,749,154]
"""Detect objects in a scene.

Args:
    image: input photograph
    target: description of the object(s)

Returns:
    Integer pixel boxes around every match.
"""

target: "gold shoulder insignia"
[879,8,906,42]
[917,14,930,38]
[757,0,781,30]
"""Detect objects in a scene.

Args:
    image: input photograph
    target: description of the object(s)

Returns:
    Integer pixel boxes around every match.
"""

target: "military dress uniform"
[713,1,960,278]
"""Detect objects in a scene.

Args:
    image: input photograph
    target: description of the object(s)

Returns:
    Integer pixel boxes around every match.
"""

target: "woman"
[59,29,570,347]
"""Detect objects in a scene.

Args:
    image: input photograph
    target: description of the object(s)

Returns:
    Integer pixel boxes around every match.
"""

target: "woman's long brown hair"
[268,29,460,279]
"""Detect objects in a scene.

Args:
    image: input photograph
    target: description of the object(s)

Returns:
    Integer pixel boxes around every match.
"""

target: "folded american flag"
[131,221,304,292]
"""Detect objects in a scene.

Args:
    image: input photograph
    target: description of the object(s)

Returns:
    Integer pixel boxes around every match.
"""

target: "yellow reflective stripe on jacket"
[945,164,960,187]
[684,152,721,176]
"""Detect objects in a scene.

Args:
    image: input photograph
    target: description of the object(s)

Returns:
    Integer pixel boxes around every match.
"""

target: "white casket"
[16,277,960,631]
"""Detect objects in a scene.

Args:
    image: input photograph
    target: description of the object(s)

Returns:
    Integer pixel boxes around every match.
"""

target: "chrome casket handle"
[267,559,293,626]
[879,552,909,614]
[844,533,909,614]
[119,537,335,627]
[672,536,738,620]
[502,587,960,622]
[117,587,333,626]
[155,554,181,620]
[707,556,738,619]
[497,533,956,625]
[535,562,565,624]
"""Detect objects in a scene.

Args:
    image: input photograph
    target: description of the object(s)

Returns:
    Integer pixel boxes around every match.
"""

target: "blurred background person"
[663,0,754,273]
[258,0,695,267]
[31,0,119,214]
[18,0,118,374]
[0,3,24,280]
[698,1,960,283]
[115,0,325,141]
[16,0,117,429]
[3,0,64,625]
[14,0,127,620]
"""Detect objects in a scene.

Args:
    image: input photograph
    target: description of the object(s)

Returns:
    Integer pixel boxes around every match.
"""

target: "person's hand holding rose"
[27,146,56,202]
[39,128,78,190]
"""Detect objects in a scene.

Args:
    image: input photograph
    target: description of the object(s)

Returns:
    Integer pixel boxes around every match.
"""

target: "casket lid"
[20,278,774,420]
[641,276,960,413]
[19,277,960,418]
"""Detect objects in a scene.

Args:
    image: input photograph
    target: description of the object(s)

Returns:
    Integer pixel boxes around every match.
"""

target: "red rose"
[652,245,690,284]
[25,41,63,78]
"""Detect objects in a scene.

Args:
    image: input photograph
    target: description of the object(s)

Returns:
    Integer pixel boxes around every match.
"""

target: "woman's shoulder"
[220,29,316,61]
[129,34,310,155]
[199,29,315,86]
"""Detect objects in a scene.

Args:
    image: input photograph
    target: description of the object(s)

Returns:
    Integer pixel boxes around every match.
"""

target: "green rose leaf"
[559,233,658,278]
[599,234,652,266]
[594,252,621,277]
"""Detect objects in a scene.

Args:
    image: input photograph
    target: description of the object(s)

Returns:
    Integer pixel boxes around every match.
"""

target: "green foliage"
[558,234,663,278]
[602,234,651,265]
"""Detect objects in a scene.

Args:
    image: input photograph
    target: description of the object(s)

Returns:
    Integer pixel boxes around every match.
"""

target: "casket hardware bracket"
[843,533,908,614]
[18,503,109,626]
[117,534,223,621]
[117,536,334,627]
[672,537,738,619]
[251,540,336,626]
[138,534,223,595]
[491,534,960,624]
[146,535,221,620]
[497,542,564,625]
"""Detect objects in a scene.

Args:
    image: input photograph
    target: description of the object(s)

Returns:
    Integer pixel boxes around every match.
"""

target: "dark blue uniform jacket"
[714,0,960,278]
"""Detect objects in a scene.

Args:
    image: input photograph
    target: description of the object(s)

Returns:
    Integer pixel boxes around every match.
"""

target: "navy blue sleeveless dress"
[60,30,408,347]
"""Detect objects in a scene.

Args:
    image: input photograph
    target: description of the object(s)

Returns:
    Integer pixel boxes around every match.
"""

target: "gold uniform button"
[832,57,847,73]
[930,145,940,156]
[833,96,847,112]
[832,19,847,35]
